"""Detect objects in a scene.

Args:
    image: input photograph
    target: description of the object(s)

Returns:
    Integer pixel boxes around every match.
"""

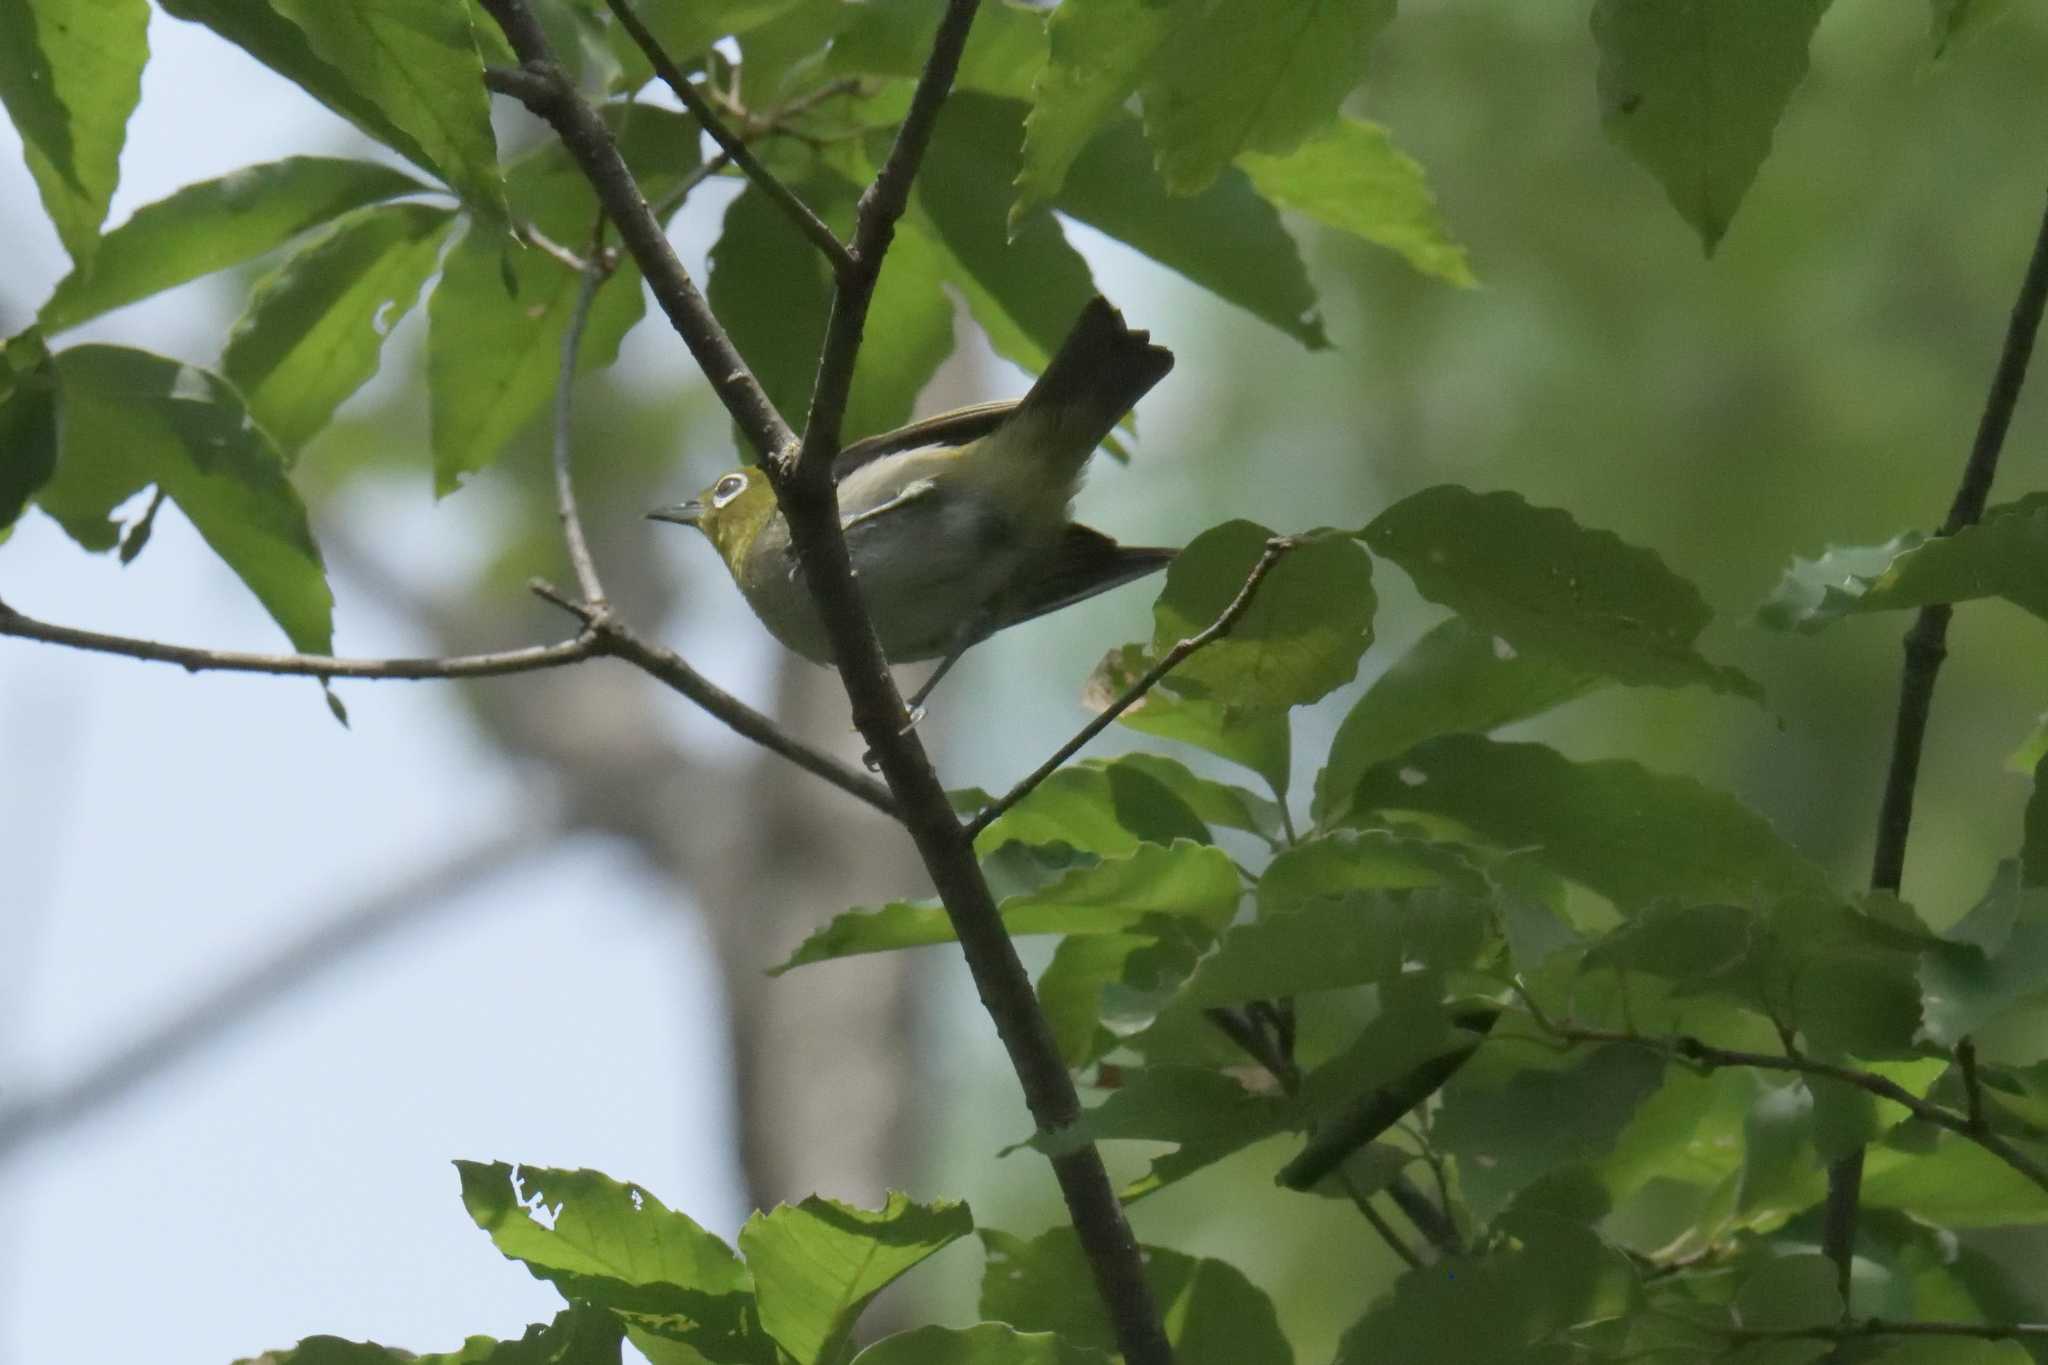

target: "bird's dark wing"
[833,401,1022,481]
[984,523,1175,636]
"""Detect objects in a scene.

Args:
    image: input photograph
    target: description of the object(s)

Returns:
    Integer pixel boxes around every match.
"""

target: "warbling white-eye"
[649,295,1176,712]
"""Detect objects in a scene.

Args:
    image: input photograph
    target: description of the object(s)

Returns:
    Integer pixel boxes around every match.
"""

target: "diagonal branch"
[966,536,1298,840]
[480,50,796,461]
[602,0,854,278]
[1825,185,2048,1303]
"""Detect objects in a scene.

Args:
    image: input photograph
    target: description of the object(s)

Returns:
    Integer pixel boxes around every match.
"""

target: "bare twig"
[0,596,597,680]
[602,0,854,277]
[1339,1172,1424,1271]
[1548,1024,2048,1195]
[1827,185,2048,1302]
[1727,1318,2048,1344]
[966,537,1298,840]
[0,820,558,1162]
[554,233,618,605]
[480,51,796,461]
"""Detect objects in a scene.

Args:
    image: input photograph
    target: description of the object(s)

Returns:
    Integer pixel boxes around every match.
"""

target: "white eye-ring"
[711,473,748,507]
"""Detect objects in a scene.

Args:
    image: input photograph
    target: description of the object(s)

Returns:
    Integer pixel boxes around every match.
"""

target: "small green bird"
[650,295,1177,712]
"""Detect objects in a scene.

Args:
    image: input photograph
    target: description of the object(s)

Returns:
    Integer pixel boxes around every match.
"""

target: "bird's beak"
[647,500,703,527]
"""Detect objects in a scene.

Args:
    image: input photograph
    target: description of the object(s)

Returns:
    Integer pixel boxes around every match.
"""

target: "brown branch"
[965,537,1298,840]
[1727,1318,2048,1344]
[1549,1024,2048,1195]
[602,0,854,278]
[479,50,796,461]
[1828,185,2048,1303]
[485,2,1173,1355]
[524,580,899,820]
[0,596,598,680]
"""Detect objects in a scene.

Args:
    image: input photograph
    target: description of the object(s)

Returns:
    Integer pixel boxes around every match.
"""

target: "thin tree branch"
[1727,1318,2048,1344]
[602,0,854,278]
[526,580,899,820]
[555,234,618,606]
[1827,185,2048,1303]
[0,596,598,680]
[1339,1172,1424,1271]
[1548,1024,2048,1195]
[967,537,1298,839]
[480,52,796,461]
[486,3,1173,1355]
[0,820,558,1162]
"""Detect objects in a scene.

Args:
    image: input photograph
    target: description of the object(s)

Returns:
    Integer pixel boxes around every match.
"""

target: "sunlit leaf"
[1015,0,1176,216]
[454,1161,766,1360]
[1084,642,1292,798]
[771,842,1240,973]
[1151,521,1375,709]
[1862,1132,2048,1227]
[741,1193,971,1365]
[270,0,506,221]
[1141,0,1396,195]
[0,0,148,270]
[37,157,429,334]
[1365,485,1760,700]
[41,345,332,652]
[826,0,1046,100]
[1238,116,1475,288]
[850,1323,1110,1365]
[1590,0,1830,254]
[974,763,1210,859]
[224,202,454,457]
[1181,889,1492,1007]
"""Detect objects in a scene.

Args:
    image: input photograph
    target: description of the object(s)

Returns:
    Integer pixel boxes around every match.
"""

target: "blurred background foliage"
[7,0,2048,1360]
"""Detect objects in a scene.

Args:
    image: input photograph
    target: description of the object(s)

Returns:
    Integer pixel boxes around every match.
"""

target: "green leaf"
[826,0,1047,100]
[771,842,1240,973]
[1259,831,1485,915]
[1142,0,1395,195]
[1364,485,1760,700]
[37,157,429,334]
[1181,888,1492,1007]
[974,764,1211,859]
[1733,1253,1845,1331]
[1084,643,1292,797]
[224,202,454,457]
[980,1228,1292,1365]
[270,0,506,221]
[1590,0,1831,255]
[1920,874,2048,1062]
[1031,1066,1295,1198]
[1015,0,1175,216]
[0,334,59,529]
[1313,616,1600,827]
[1435,1043,1668,1222]
[1106,754,1283,842]
[1055,116,1324,347]
[740,1193,971,1365]
[40,346,333,652]
[704,170,949,451]
[607,0,810,89]
[2025,753,2048,888]
[1238,116,1475,288]
[910,94,1099,380]
[0,0,148,270]
[1932,0,2022,58]
[1038,931,1182,1067]
[1862,1130,2048,1227]
[1152,521,1375,709]
[159,0,441,174]
[454,1161,768,1361]
[1761,495,2048,631]
[851,1323,1110,1365]
[233,1312,628,1365]
[1345,735,1829,911]
[1332,1216,1639,1364]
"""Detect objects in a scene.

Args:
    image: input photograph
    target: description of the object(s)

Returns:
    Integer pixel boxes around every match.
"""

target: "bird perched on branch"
[650,295,1177,714]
